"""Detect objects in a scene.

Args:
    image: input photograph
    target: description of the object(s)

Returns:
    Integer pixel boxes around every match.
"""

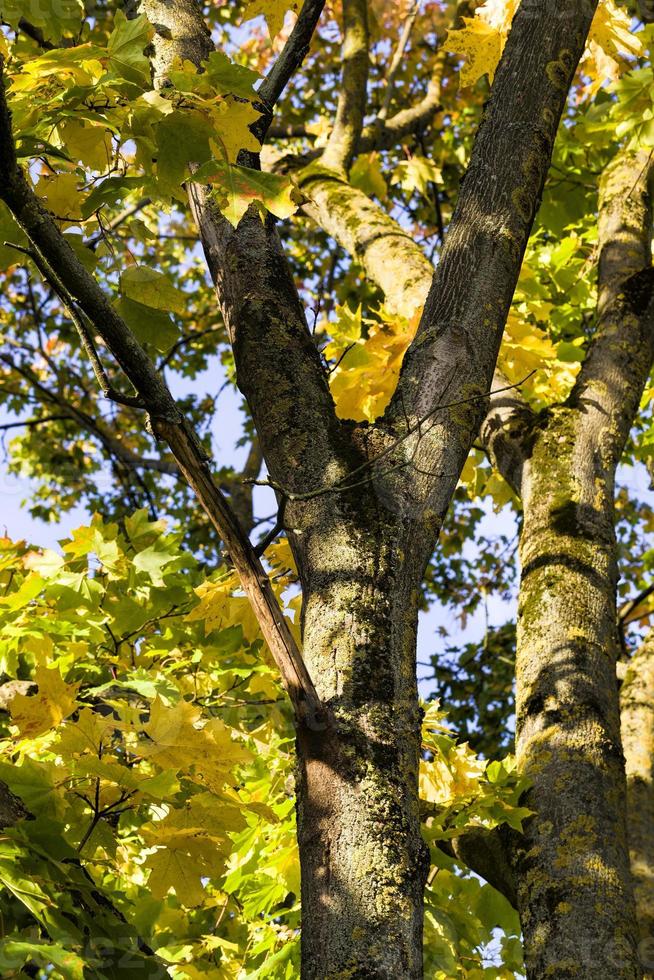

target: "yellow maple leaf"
[445,0,519,87]
[498,313,581,407]
[186,572,261,642]
[212,98,262,163]
[55,707,112,757]
[420,741,487,806]
[144,838,216,906]
[141,697,251,793]
[36,172,83,223]
[9,665,79,739]
[581,0,642,97]
[57,120,113,172]
[142,797,238,905]
[324,304,419,422]
[242,0,299,38]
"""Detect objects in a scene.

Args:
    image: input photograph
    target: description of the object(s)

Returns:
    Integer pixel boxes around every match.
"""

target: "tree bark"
[513,407,641,978]
[2,0,602,974]
[488,149,654,979]
[621,632,654,971]
[294,491,429,978]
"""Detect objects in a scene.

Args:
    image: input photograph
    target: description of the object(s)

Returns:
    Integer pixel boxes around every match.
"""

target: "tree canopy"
[0,1,652,978]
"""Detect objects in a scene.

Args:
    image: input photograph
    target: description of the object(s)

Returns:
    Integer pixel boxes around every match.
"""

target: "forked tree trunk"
[294,500,430,978]
[513,409,641,978]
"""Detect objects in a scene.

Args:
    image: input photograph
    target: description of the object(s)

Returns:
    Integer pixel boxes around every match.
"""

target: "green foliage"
[0,516,526,977]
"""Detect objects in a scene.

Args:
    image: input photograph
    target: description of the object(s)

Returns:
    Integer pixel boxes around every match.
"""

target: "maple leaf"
[141,697,251,792]
[120,266,187,317]
[324,305,420,421]
[35,173,83,224]
[195,160,300,228]
[56,120,112,172]
[54,707,111,757]
[446,0,519,87]
[0,0,84,41]
[213,98,262,163]
[419,741,487,806]
[581,0,643,97]
[106,10,154,89]
[186,572,262,641]
[9,666,79,739]
[242,0,299,39]
[142,799,236,905]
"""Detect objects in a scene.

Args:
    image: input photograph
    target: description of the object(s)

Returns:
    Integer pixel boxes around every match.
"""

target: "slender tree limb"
[0,353,179,477]
[320,0,369,173]
[228,436,263,533]
[297,171,435,315]
[15,18,54,50]
[0,414,71,432]
[267,0,471,173]
[0,60,326,729]
[257,0,326,137]
[374,0,420,138]
[85,196,152,250]
[619,581,654,624]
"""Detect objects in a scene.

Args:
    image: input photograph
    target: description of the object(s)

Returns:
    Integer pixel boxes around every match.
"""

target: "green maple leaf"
[121,266,187,316]
[195,161,301,227]
[106,10,154,89]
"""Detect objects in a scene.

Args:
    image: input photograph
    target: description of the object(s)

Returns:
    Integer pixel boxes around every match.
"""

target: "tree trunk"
[621,632,654,972]
[513,408,641,978]
[294,499,429,978]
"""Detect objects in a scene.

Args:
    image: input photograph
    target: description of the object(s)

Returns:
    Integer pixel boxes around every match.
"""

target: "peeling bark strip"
[0,67,324,729]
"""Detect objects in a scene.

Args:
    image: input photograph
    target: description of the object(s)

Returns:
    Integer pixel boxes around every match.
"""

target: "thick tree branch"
[0,62,325,729]
[439,825,518,908]
[320,0,369,173]
[140,0,347,501]
[298,172,435,315]
[381,0,598,518]
[620,628,654,944]
[569,149,654,460]
[478,377,534,496]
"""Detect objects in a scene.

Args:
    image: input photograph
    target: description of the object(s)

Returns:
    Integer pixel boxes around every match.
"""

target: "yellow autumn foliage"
[446,0,641,91]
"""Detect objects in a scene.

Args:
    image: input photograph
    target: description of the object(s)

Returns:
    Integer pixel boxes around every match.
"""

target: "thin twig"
[375,0,419,138]
[0,415,72,431]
